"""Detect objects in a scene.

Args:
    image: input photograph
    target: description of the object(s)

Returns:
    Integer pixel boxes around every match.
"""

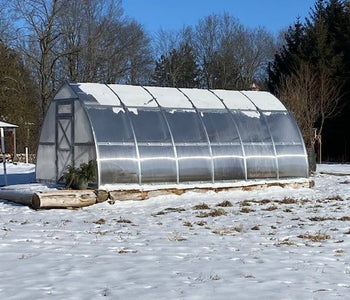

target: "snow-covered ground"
[0,164,349,299]
[0,163,35,186]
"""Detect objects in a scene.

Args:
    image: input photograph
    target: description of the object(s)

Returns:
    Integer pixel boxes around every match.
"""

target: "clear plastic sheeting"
[36,82,309,187]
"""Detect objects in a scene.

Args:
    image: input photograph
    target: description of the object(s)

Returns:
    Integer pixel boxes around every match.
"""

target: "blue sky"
[122,0,317,36]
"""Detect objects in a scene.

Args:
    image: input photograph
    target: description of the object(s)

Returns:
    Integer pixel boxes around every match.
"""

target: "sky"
[122,0,317,36]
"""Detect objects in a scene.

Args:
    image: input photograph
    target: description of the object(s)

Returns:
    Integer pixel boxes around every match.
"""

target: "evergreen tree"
[268,19,306,93]
[0,42,39,152]
[269,0,350,161]
[152,43,199,88]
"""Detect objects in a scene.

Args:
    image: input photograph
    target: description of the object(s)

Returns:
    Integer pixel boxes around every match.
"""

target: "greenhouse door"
[56,101,74,182]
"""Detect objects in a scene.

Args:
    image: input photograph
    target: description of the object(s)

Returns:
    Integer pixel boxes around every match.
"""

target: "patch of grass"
[196,208,227,218]
[193,203,210,210]
[118,248,137,254]
[299,199,311,205]
[234,225,243,232]
[280,197,297,204]
[240,207,255,213]
[297,231,330,242]
[152,211,166,216]
[164,207,186,213]
[309,216,335,221]
[251,225,260,230]
[116,218,132,224]
[325,195,343,201]
[216,200,233,207]
[284,208,293,213]
[93,218,106,225]
[152,207,185,216]
[240,200,251,206]
[338,216,350,221]
[212,226,242,235]
[195,220,207,226]
[263,205,278,211]
[210,274,220,281]
[183,221,193,227]
[209,208,227,217]
[258,199,272,204]
[274,239,298,247]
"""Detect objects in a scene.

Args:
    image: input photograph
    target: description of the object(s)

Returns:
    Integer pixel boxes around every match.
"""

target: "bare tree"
[193,13,276,89]
[14,0,71,119]
[193,14,220,88]
[154,26,192,59]
[278,61,341,160]
[58,0,152,84]
[0,1,13,43]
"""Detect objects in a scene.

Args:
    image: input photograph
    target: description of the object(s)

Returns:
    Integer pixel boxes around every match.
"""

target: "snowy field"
[0,164,349,299]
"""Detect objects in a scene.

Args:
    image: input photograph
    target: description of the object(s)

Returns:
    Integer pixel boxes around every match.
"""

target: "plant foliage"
[62,160,96,190]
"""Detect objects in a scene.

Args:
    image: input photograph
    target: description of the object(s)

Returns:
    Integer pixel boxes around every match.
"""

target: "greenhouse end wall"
[36,83,309,187]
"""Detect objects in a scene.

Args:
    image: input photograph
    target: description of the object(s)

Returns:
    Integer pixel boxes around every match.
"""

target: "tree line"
[0,0,349,161]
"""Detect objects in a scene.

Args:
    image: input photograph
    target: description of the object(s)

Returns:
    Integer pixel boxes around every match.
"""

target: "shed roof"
[0,121,18,128]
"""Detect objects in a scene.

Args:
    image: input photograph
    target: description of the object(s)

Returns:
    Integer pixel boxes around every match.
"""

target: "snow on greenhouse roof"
[144,86,193,109]
[66,83,287,111]
[211,90,256,110]
[242,91,287,111]
[70,83,120,106]
[108,84,157,108]
[180,88,225,109]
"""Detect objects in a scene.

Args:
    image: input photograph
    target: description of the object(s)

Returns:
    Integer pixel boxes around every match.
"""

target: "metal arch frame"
[75,99,100,187]
[177,88,215,184]
[141,86,180,184]
[239,92,280,179]
[282,109,309,177]
[209,90,248,181]
[105,84,142,185]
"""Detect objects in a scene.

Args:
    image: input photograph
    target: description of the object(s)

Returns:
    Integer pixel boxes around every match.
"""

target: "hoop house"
[36,83,308,188]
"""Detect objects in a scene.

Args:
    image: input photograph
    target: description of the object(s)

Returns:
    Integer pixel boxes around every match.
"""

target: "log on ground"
[107,179,312,201]
[0,189,34,206]
[32,190,97,209]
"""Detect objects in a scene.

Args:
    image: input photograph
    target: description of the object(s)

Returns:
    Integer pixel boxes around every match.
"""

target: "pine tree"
[269,0,350,161]
[152,43,199,88]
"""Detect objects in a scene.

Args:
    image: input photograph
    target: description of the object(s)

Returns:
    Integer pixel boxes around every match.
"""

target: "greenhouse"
[36,83,309,188]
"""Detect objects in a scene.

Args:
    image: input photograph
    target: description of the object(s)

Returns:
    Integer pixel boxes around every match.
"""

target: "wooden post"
[25,147,29,164]
[13,129,16,160]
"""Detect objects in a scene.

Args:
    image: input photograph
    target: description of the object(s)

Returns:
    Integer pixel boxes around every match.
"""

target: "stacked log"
[0,178,313,209]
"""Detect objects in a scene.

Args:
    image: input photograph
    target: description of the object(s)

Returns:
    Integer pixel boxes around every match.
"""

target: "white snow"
[66,84,289,113]
[0,163,35,175]
[0,164,349,299]
[180,88,226,109]
[71,83,120,106]
[241,91,287,111]
[144,86,194,109]
[109,84,158,108]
